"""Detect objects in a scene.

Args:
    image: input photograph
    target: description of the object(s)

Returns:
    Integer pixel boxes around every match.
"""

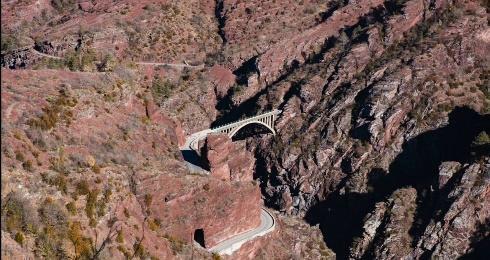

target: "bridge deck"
[180,110,281,151]
[211,110,281,132]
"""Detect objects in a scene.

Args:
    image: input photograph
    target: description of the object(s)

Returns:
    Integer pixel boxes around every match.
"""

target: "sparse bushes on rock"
[116,229,124,243]
[14,232,25,246]
[38,198,68,231]
[133,241,149,258]
[85,189,99,224]
[1,192,39,234]
[50,0,76,12]
[64,49,98,72]
[163,234,185,254]
[35,198,70,258]
[473,131,490,146]
[97,53,117,72]
[151,76,176,103]
[41,172,67,194]
[68,221,93,258]
[148,218,161,231]
[65,201,76,215]
[1,34,19,52]
[28,89,77,131]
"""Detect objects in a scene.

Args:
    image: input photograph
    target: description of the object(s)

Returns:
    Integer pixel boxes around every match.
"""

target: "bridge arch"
[228,120,276,138]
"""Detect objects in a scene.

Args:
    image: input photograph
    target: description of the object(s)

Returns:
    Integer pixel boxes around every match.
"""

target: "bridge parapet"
[181,110,281,151]
[211,110,281,133]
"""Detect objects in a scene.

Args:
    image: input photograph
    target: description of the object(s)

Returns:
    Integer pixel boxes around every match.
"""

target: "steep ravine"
[210,0,490,259]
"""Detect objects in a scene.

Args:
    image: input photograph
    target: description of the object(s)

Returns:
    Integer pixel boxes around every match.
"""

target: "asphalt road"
[181,131,275,255]
[136,61,204,69]
[208,208,275,255]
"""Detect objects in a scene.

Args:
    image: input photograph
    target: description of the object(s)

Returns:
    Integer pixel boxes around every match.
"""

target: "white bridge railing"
[211,109,281,136]
[181,110,281,151]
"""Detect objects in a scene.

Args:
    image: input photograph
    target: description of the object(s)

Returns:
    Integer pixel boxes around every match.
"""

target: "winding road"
[180,117,278,255]
[31,48,62,60]
[28,48,205,69]
[135,61,204,69]
[209,208,275,255]
[180,129,213,174]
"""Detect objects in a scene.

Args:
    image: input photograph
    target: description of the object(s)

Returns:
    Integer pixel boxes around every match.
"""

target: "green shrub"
[91,164,101,174]
[1,192,38,234]
[117,245,130,258]
[212,252,222,260]
[35,231,68,259]
[68,221,93,258]
[27,89,77,130]
[34,198,71,258]
[14,232,25,246]
[148,218,161,231]
[38,198,68,231]
[22,160,34,172]
[64,49,97,71]
[1,34,18,52]
[116,229,124,243]
[65,202,76,215]
[15,151,25,162]
[76,180,90,195]
[473,131,490,147]
[85,189,99,221]
[41,172,67,194]
[133,241,148,258]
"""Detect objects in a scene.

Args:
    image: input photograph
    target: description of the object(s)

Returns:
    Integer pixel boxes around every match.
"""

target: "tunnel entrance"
[194,228,206,248]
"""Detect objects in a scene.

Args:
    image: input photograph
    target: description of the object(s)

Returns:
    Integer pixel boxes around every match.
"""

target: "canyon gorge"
[1,0,489,259]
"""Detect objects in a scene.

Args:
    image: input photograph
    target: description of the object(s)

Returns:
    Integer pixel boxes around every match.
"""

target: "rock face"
[135,171,261,248]
[1,0,221,64]
[413,162,490,259]
[0,69,260,259]
[1,231,35,259]
[349,188,418,259]
[203,133,255,182]
[206,0,490,259]
[351,162,490,259]
[256,0,385,86]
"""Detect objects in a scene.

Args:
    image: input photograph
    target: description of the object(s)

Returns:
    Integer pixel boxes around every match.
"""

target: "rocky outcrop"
[208,65,236,98]
[350,188,418,259]
[135,171,261,248]
[2,0,222,65]
[203,133,255,182]
[256,0,385,87]
[1,230,35,259]
[351,161,490,259]
[0,69,260,259]
[1,48,33,69]
[438,161,462,189]
[220,0,331,69]
[204,134,233,180]
[412,162,490,259]
[212,0,490,258]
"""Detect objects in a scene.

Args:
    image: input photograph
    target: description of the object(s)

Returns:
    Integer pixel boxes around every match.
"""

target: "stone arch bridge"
[181,110,281,151]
